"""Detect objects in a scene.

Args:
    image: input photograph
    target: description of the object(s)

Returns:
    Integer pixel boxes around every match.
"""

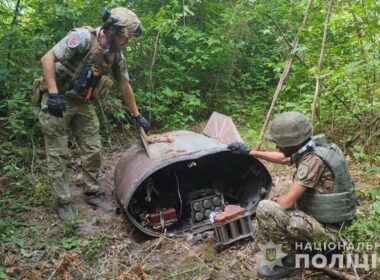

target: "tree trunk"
[148,32,161,122]
[6,0,21,69]
[269,14,310,69]
[257,0,313,150]
[311,0,333,130]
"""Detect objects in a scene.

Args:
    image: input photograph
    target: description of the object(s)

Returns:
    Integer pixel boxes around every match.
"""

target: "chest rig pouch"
[56,26,116,101]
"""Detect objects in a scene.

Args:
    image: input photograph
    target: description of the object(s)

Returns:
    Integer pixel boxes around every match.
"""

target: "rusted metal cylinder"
[114,130,272,237]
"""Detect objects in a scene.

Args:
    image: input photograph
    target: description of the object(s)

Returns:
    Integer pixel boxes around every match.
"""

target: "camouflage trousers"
[39,93,102,203]
[256,200,335,254]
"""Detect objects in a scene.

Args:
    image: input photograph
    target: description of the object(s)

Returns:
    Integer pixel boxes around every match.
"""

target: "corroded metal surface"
[115,131,227,208]
[114,130,272,237]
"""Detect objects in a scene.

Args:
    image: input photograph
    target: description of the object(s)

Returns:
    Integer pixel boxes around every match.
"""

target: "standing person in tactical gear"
[228,112,356,279]
[36,7,149,221]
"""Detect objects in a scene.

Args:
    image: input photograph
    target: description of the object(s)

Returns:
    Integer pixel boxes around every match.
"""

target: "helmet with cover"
[101,7,142,39]
[266,112,312,148]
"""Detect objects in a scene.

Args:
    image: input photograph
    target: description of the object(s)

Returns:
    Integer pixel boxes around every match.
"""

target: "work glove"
[47,93,65,118]
[227,142,251,155]
[133,114,150,133]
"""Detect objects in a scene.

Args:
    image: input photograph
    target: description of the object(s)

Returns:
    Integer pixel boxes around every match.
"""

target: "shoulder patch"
[67,35,80,48]
[296,163,309,180]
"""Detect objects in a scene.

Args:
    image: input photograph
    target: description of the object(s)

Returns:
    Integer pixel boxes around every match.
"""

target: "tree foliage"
[0,0,378,177]
[0,1,379,277]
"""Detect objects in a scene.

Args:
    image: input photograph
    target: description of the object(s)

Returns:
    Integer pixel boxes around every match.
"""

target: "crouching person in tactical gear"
[36,7,149,221]
[228,112,356,279]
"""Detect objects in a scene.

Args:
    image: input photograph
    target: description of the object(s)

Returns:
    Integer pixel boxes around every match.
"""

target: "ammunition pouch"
[32,76,48,105]
[93,76,113,99]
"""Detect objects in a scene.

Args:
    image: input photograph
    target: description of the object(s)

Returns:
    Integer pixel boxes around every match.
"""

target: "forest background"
[0,0,379,279]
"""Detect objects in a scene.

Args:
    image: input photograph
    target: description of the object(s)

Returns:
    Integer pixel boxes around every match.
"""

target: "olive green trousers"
[39,94,102,203]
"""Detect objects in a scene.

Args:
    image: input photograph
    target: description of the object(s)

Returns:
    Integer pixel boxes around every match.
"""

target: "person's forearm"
[249,150,290,165]
[277,183,306,209]
[41,50,58,93]
[120,80,139,116]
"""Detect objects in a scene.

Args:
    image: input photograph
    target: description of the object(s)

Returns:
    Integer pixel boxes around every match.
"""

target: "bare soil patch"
[1,147,373,279]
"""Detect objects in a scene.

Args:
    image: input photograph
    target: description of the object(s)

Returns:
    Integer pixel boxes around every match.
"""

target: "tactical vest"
[55,26,118,95]
[295,136,356,224]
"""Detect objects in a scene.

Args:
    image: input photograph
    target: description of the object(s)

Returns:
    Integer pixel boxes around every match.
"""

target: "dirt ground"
[1,145,377,280]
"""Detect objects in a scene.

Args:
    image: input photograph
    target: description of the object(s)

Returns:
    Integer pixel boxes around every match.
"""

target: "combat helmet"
[266,112,312,147]
[101,7,142,39]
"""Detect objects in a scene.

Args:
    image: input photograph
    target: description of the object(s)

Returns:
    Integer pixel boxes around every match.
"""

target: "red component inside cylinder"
[215,205,245,225]
[150,208,177,224]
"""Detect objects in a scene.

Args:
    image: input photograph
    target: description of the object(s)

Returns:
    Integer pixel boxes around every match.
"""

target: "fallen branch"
[307,224,362,279]
[339,227,361,280]
[315,266,361,280]
[304,270,325,277]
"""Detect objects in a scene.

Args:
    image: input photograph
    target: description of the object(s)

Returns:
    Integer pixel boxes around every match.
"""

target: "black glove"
[227,142,251,155]
[133,114,150,133]
[47,93,65,118]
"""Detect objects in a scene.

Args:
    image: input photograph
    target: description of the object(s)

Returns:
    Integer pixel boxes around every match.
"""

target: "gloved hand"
[133,114,150,133]
[47,93,65,118]
[227,142,251,155]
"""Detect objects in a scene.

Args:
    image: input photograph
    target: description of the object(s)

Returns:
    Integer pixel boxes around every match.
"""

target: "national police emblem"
[255,240,287,269]
[265,247,277,262]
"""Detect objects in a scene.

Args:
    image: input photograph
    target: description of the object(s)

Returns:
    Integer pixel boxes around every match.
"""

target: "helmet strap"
[290,139,315,165]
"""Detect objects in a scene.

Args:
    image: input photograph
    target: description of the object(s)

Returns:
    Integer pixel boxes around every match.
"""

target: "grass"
[0,144,379,279]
